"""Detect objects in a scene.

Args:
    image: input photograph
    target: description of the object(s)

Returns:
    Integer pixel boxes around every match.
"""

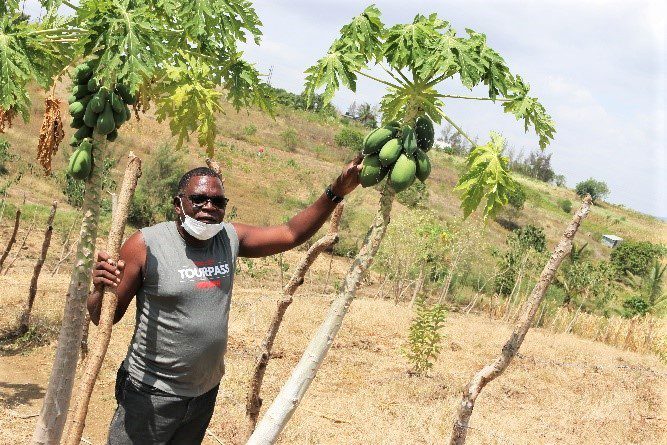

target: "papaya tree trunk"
[448,196,592,445]
[0,208,21,270]
[245,204,344,438]
[64,153,142,445]
[247,186,395,445]
[31,136,108,445]
[18,201,58,335]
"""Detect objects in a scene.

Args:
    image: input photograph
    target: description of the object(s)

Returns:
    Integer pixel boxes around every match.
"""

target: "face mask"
[179,200,224,240]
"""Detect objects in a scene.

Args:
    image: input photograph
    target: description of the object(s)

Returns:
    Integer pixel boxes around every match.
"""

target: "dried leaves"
[37,97,65,175]
[0,108,17,133]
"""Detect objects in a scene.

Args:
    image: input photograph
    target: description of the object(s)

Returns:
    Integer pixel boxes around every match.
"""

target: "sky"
[20,0,667,217]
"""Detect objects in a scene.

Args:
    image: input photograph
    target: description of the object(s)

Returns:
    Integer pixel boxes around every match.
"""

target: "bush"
[129,144,186,227]
[507,184,526,210]
[558,199,572,213]
[243,124,257,136]
[515,224,546,252]
[610,241,665,277]
[280,128,298,151]
[622,296,650,318]
[403,295,447,376]
[334,127,364,151]
[61,156,116,208]
[553,174,566,187]
[575,178,609,203]
[0,138,15,175]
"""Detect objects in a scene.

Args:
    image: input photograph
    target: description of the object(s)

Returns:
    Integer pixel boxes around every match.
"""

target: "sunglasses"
[183,194,229,209]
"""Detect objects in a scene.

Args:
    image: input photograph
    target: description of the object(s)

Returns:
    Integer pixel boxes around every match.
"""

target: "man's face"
[174,175,227,224]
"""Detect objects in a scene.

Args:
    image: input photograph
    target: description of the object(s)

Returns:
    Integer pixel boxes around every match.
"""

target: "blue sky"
[22,0,666,217]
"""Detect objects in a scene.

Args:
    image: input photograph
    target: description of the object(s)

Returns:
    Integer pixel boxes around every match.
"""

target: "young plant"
[403,294,448,376]
[1,2,271,444]
[249,6,554,443]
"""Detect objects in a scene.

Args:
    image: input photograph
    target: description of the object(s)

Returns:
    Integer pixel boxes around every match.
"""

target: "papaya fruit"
[363,127,395,155]
[70,135,81,147]
[67,94,77,105]
[69,101,86,120]
[87,77,100,93]
[359,154,388,187]
[67,140,93,180]
[415,116,434,151]
[384,120,400,129]
[70,116,85,129]
[414,149,431,182]
[115,84,137,105]
[74,125,93,140]
[106,129,118,142]
[378,138,402,167]
[110,92,124,113]
[124,104,132,122]
[74,62,93,84]
[89,87,109,114]
[72,84,89,99]
[401,125,418,155]
[83,100,99,128]
[96,101,116,135]
[113,106,127,127]
[389,153,416,192]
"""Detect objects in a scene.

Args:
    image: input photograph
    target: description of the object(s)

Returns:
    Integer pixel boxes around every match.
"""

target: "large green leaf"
[304,49,366,107]
[503,75,556,149]
[454,132,516,221]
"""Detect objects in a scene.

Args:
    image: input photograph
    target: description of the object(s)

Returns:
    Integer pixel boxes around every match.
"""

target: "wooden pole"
[448,196,592,445]
[0,209,21,270]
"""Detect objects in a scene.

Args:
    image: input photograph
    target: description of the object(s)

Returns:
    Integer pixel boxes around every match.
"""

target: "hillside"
[0,87,666,444]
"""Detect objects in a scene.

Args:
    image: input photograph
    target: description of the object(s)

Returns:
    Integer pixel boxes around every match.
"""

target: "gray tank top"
[123,221,239,397]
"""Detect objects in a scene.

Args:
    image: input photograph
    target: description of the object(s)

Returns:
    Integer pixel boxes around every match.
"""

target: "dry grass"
[0,269,665,445]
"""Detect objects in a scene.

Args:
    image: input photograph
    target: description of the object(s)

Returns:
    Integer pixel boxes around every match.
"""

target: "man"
[90,157,362,444]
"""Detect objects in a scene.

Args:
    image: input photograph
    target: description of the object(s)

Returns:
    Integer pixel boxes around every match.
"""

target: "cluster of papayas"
[359,115,434,192]
[67,61,137,180]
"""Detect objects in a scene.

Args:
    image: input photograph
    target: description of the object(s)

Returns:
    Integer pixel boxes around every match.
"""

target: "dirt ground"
[1,256,666,445]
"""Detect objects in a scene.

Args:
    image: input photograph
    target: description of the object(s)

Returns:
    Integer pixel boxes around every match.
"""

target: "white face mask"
[179,200,224,240]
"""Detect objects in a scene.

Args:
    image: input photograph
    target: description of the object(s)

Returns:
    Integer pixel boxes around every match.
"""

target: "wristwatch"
[325,185,344,203]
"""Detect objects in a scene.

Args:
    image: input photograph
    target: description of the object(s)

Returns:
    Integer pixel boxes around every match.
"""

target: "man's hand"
[92,251,125,292]
[331,153,363,197]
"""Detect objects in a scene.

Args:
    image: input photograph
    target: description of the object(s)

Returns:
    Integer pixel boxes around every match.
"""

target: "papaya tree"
[248,6,554,443]
[1,1,271,444]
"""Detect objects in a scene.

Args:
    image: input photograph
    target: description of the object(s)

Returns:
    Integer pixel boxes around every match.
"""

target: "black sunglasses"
[183,194,229,209]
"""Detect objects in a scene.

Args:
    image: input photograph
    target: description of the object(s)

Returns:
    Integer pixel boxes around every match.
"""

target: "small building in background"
[601,234,623,248]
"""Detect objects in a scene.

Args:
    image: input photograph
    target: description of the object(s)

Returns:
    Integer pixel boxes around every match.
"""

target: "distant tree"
[438,123,469,155]
[346,101,357,117]
[575,178,609,202]
[356,102,378,128]
[553,174,566,187]
[611,241,666,277]
[507,183,526,210]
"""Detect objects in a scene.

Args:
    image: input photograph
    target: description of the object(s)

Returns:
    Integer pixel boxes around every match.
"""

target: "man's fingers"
[97,251,111,262]
[98,261,120,275]
[93,271,121,287]
[116,259,126,271]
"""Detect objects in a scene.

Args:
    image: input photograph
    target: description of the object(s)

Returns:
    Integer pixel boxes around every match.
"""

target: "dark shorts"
[107,365,219,445]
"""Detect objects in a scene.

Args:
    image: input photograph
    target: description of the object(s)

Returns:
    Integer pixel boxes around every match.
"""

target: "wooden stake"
[19,201,58,334]
[0,209,21,270]
[447,196,592,445]
[63,153,142,445]
[245,204,344,438]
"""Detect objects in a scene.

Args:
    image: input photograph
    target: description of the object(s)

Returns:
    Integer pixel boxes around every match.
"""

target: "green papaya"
[359,154,388,187]
[89,87,109,114]
[113,107,127,127]
[74,62,93,84]
[124,104,132,122]
[115,84,137,105]
[67,144,92,180]
[67,94,77,105]
[96,101,116,135]
[69,101,86,119]
[378,138,402,167]
[106,129,118,142]
[83,100,99,128]
[87,77,100,93]
[74,125,93,140]
[389,153,416,192]
[414,149,431,182]
[70,116,85,129]
[72,84,89,99]
[110,92,124,113]
[401,125,418,155]
[70,135,81,147]
[415,116,434,151]
[363,127,395,155]
[384,120,400,129]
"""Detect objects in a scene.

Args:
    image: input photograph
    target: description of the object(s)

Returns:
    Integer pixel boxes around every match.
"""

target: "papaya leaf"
[154,55,223,156]
[503,75,556,149]
[454,132,516,221]
[304,49,366,107]
[335,4,384,62]
[223,55,274,115]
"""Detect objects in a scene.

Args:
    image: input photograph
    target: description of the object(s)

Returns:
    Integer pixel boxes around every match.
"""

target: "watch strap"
[325,185,343,203]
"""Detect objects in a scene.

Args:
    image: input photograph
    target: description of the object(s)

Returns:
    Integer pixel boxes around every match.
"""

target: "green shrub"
[280,128,299,151]
[396,181,428,209]
[515,224,546,252]
[610,241,666,277]
[575,178,609,203]
[507,184,526,210]
[558,199,572,213]
[129,144,186,227]
[334,127,364,151]
[403,295,447,376]
[622,296,649,318]
[243,124,257,136]
[0,138,15,175]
